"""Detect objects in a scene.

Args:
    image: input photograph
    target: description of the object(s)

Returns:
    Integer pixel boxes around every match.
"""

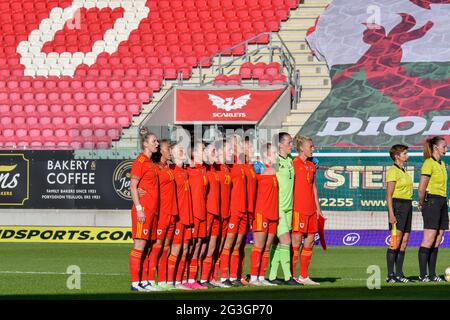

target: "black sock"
[428,247,439,278]
[418,247,430,278]
[395,250,405,277]
[386,248,396,276]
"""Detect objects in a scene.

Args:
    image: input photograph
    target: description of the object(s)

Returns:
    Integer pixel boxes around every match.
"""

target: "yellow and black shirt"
[386,164,413,200]
[421,157,448,197]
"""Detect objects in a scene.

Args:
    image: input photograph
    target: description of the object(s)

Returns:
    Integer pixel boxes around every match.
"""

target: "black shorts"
[422,195,449,230]
[389,199,412,233]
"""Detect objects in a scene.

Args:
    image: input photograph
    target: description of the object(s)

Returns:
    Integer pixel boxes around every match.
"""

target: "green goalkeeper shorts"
[277,209,292,237]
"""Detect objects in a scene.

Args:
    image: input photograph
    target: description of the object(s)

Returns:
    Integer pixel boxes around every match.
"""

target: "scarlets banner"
[175,89,284,123]
[301,0,450,148]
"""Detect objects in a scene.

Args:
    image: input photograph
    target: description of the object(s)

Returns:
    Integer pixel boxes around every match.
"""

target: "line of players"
[129,129,324,291]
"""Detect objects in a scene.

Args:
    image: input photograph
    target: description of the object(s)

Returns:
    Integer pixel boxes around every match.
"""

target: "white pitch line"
[0,271,126,276]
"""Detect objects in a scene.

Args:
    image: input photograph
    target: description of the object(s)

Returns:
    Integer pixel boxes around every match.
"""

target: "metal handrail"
[190,32,300,98]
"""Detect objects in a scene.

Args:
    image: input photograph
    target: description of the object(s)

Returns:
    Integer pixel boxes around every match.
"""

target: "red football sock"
[300,247,313,278]
[259,249,270,278]
[129,248,143,283]
[158,246,169,283]
[230,249,240,279]
[220,248,230,279]
[238,243,246,279]
[250,247,262,277]
[176,256,186,283]
[140,247,150,282]
[212,257,220,281]
[188,258,198,281]
[148,244,162,282]
[167,253,178,284]
[201,256,213,282]
[291,246,300,278]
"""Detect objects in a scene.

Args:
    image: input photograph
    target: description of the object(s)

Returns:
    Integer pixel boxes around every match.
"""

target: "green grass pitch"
[0,243,449,299]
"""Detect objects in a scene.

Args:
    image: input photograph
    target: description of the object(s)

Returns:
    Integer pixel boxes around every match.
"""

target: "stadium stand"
[0,0,333,155]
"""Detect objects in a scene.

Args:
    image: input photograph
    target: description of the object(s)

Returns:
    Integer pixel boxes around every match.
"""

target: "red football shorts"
[131,209,157,241]
[206,212,221,237]
[292,212,318,235]
[228,213,248,235]
[192,217,207,239]
[172,222,192,245]
[156,215,176,241]
[220,217,229,238]
[252,213,277,234]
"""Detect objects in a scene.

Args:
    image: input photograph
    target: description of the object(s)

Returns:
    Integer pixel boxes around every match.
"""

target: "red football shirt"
[130,153,159,215]
[156,161,178,217]
[229,164,247,215]
[171,164,193,226]
[216,163,232,219]
[244,164,257,214]
[206,164,221,216]
[187,164,209,220]
[255,167,279,221]
[293,157,317,216]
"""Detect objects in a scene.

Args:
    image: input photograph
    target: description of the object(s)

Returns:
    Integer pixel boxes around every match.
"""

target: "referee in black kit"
[417,136,448,282]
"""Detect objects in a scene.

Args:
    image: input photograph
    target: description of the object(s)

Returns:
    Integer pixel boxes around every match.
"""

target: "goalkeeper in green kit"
[268,132,300,285]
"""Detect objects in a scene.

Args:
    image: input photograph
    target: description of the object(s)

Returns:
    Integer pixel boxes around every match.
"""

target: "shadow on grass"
[1,283,449,300]
[313,277,341,283]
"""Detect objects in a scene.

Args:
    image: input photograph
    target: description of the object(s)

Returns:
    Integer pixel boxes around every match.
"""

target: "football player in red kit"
[169,144,194,290]
[239,138,258,284]
[211,139,233,288]
[200,143,222,287]
[291,136,323,286]
[186,141,209,289]
[220,135,248,287]
[147,140,178,290]
[129,128,160,292]
[248,143,279,286]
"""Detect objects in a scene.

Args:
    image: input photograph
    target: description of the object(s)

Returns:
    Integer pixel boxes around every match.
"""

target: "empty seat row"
[0,137,112,150]
[0,111,133,127]
[213,73,287,86]
[0,103,140,114]
[1,124,122,140]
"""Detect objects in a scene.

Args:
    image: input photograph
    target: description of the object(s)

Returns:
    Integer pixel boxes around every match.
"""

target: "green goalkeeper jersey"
[276,154,294,212]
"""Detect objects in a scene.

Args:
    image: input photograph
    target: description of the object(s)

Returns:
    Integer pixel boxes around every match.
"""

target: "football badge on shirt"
[143,229,148,235]
[263,222,268,228]
[229,223,235,230]
[175,229,180,235]
[157,229,162,235]
[300,223,305,229]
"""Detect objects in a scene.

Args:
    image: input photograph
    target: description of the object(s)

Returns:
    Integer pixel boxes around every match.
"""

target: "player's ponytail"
[424,136,445,159]
[139,127,156,150]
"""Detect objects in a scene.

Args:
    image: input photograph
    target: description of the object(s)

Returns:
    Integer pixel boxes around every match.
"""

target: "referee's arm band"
[421,174,431,177]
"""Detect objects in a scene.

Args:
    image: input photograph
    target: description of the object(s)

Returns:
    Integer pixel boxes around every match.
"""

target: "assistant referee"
[385,144,413,283]
[417,136,448,282]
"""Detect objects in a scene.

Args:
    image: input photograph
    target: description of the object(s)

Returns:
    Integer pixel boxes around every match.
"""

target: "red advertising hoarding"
[175,88,284,123]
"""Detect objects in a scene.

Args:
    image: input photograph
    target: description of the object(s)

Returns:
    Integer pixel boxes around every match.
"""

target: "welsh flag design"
[300,0,449,148]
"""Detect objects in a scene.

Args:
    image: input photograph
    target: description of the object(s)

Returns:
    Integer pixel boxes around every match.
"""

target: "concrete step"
[290,103,320,113]
[290,7,327,18]
[299,87,330,99]
[285,113,312,123]
[303,0,332,5]
[299,75,330,86]
[282,118,306,127]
